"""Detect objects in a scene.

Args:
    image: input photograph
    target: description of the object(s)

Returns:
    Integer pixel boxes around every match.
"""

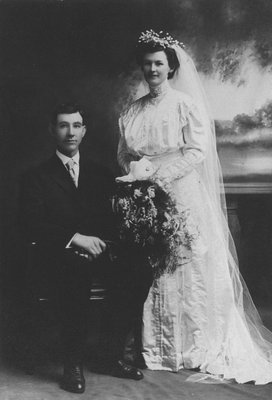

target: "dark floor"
[1,307,272,400]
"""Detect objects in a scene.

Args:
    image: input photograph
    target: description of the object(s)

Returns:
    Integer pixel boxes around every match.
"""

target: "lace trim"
[149,80,170,99]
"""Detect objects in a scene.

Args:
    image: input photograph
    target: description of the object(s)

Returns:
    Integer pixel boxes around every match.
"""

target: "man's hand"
[71,233,107,259]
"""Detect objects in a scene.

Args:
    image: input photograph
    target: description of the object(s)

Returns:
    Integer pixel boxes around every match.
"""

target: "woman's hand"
[151,168,172,190]
[116,157,156,182]
[129,158,155,180]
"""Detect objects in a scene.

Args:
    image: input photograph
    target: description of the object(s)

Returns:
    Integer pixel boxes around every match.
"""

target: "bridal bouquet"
[112,180,197,277]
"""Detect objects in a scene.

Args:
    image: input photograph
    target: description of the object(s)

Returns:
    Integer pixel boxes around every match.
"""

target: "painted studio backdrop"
[1,0,272,356]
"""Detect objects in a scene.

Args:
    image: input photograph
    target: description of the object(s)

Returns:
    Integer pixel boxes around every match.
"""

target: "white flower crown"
[138,29,185,49]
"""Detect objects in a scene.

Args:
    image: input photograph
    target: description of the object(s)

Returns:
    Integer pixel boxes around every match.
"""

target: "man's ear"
[82,126,87,137]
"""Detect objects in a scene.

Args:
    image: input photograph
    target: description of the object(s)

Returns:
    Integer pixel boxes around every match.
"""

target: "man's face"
[52,112,86,157]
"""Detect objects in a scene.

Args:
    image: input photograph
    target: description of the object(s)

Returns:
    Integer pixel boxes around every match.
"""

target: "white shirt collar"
[56,150,80,165]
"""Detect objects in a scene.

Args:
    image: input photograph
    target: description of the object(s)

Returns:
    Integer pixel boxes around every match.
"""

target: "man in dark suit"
[20,103,152,394]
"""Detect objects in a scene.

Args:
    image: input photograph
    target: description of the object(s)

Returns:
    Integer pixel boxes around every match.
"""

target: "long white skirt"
[142,169,272,384]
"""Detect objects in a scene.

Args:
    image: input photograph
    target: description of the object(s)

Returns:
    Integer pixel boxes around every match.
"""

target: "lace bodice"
[117,82,207,181]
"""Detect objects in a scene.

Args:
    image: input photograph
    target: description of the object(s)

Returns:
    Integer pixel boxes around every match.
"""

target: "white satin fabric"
[117,81,272,384]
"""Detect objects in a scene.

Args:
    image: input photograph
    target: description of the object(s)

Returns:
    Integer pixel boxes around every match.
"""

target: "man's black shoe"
[61,364,85,394]
[133,354,147,370]
[112,359,144,380]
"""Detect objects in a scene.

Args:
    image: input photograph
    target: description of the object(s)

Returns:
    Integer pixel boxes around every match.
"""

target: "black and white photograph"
[1,0,272,399]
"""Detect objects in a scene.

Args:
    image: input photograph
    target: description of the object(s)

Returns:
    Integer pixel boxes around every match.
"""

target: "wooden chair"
[27,242,107,302]
[23,241,109,373]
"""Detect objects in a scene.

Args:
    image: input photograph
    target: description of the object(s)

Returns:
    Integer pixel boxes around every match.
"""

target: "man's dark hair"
[51,103,85,125]
[136,43,180,79]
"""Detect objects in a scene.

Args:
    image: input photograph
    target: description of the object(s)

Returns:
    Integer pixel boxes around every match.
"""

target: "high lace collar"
[149,80,170,99]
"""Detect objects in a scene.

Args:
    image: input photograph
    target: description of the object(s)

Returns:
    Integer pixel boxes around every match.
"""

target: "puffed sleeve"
[117,111,138,174]
[155,99,207,182]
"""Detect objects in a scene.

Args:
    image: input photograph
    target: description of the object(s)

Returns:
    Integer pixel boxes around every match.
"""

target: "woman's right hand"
[116,158,156,182]
[129,158,155,180]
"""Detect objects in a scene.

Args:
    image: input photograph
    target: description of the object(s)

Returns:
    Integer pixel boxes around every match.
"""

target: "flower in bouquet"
[112,180,197,277]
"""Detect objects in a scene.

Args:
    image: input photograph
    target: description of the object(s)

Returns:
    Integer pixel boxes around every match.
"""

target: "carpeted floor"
[1,307,272,400]
[0,361,272,400]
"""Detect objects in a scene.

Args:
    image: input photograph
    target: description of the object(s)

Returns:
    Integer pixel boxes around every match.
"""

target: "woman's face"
[142,51,173,87]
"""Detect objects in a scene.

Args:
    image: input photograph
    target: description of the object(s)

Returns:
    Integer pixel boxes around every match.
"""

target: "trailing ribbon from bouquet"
[112,180,197,277]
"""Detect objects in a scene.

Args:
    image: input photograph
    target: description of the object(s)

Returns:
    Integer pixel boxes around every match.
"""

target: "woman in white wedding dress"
[117,30,272,384]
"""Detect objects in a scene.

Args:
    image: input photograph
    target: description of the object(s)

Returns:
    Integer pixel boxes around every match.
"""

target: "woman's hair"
[136,42,180,79]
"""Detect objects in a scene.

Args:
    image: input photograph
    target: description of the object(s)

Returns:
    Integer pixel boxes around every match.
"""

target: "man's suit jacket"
[20,154,152,326]
[20,154,116,256]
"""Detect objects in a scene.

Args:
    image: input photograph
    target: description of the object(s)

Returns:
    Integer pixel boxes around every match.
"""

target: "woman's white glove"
[116,158,155,182]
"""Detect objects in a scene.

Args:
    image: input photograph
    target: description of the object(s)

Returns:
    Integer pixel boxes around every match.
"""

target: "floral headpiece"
[138,29,185,49]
